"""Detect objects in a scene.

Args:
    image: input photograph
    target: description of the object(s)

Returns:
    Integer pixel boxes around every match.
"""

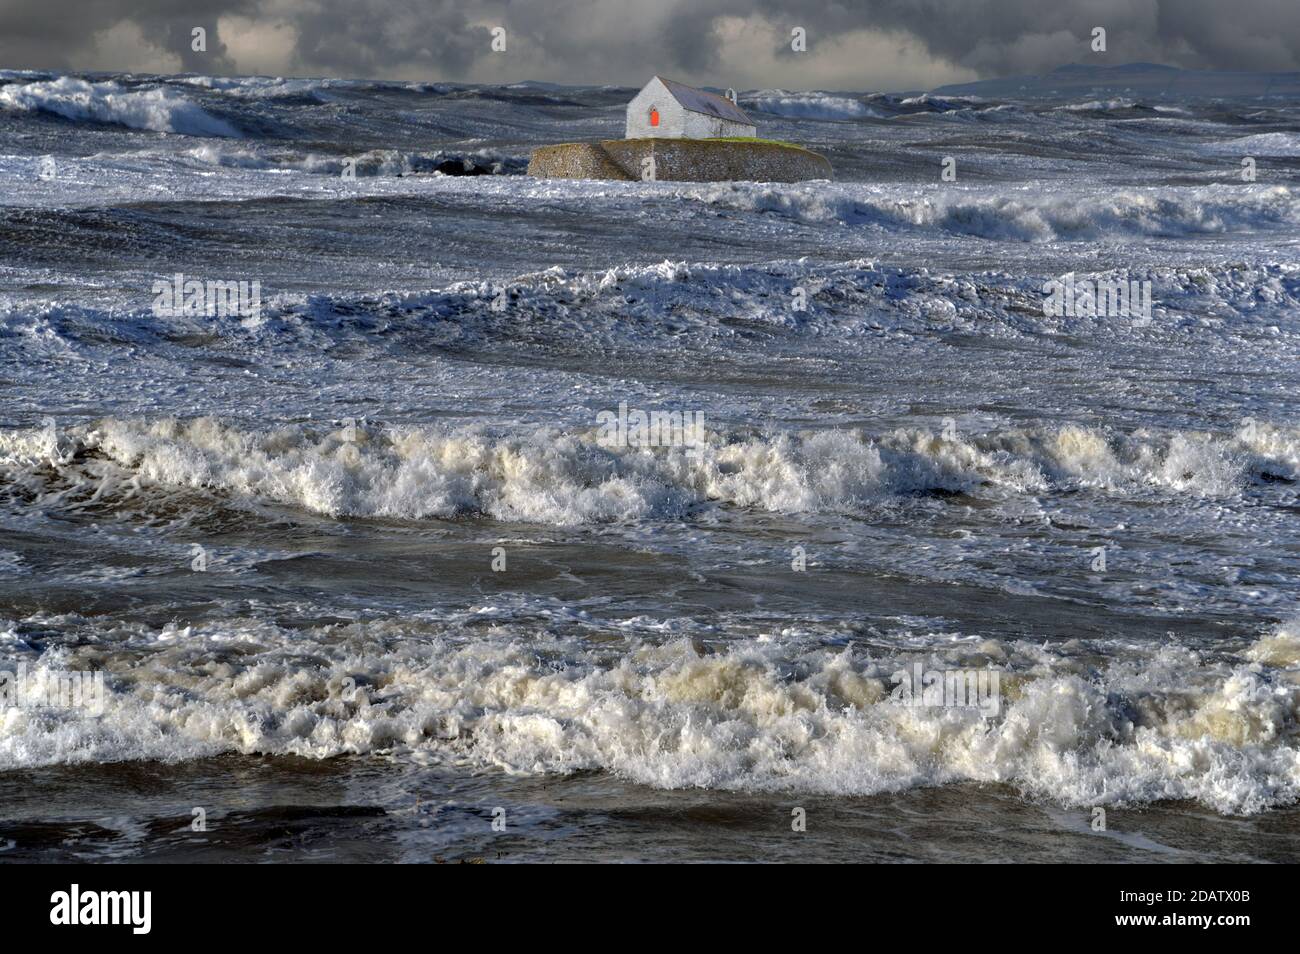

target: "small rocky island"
[528,76,833,183]
[528,137,832,182]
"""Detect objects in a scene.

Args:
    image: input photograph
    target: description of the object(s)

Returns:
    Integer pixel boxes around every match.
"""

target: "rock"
[431,158,493,176]
[527,138,832,182]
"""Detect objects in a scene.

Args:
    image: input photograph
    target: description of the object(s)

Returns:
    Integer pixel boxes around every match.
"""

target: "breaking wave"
[1207,132,1300,157]
[0,76,240,137]
[2,416,1296,525]
[3,611,1299,814]
[7,260,1296,362]
[173,74,341,102]
[684,182,1300,241]
[748,91,880,120]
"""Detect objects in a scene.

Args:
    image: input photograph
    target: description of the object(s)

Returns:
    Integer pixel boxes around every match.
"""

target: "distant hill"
[933,62,1300,100]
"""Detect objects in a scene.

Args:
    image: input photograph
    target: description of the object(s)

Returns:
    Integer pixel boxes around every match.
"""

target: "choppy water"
[2,68,1300,862]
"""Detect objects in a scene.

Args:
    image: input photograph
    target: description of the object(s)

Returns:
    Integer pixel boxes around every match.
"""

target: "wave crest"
[4,615,1299,814]
[0,77,240,136]
[2,416,1296,525]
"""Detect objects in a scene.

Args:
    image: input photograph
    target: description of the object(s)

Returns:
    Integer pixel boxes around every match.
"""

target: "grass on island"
[707,136,804,148]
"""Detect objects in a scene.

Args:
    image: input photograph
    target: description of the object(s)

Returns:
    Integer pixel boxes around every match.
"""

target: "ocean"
[1,68,1299,862]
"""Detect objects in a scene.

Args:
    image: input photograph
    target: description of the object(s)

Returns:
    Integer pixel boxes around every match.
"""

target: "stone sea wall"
[528,138,833,182]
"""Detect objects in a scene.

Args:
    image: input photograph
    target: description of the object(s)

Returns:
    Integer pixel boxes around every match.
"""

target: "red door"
[649,108,659,127]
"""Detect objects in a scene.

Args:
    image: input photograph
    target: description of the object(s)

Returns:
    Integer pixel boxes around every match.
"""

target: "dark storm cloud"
[658,5,729,75]
[288,0,488,80]
[754,0,1300,74]
[1,0,1298,84]
[0,0,252,72]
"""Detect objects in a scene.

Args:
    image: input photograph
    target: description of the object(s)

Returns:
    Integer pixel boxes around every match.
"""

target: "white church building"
[625,76,756,140]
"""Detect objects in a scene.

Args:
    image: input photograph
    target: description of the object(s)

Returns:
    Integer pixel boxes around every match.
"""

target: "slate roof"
[654,76,752,125]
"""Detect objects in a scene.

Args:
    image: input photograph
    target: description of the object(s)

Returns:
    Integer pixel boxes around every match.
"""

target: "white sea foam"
[1206,132,1300,157]
[185,144,383,174]
[1,416,1293,525]
[1058,98,1140,112]
[748,91,879,119]
[3,258,1297,406]
[897,93,978,111]
[1246,618,1300,667]
[0,77,240,136]
[2,613,1298,814]
[681,182,1300,241]
[173,75,338,101]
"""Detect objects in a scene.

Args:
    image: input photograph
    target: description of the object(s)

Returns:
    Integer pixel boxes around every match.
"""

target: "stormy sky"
[2,0,1299,90]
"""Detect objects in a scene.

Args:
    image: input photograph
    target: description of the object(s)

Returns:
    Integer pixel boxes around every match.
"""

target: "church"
[625,76,756,139]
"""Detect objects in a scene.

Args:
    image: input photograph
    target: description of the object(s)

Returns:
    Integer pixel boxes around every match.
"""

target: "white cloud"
[709,17,979,91]
[88,20,184,75]
[218,15,299,76]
